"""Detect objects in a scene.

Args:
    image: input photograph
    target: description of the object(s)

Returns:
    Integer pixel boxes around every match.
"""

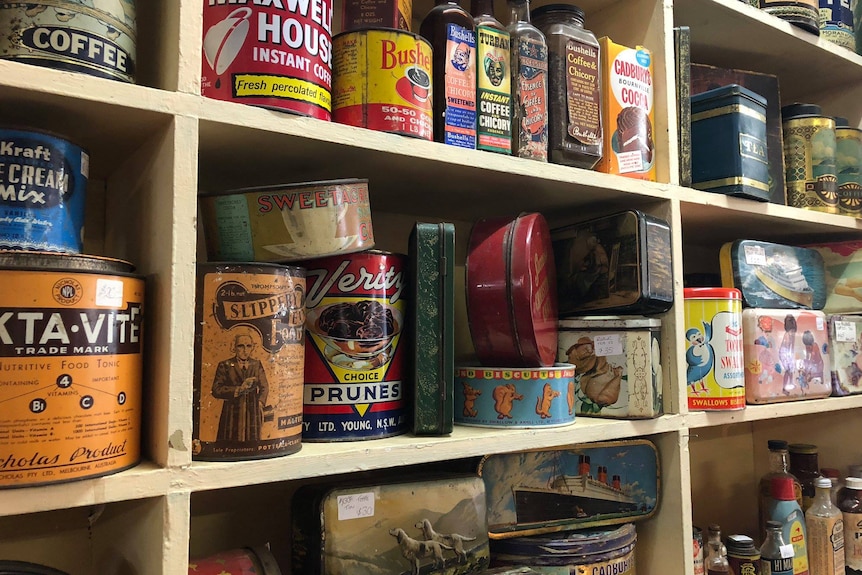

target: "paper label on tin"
[337,492,375,520]
[744,244,768,266]
[594,334,623,357]
[96,278,124,307]
[617,150,644,173]
[835,320,857,342]
[817,315,825,331]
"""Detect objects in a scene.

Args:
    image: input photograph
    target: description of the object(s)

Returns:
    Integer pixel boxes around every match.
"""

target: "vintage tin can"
[332,29,433,141]
[189,547,282,575]
[0,561,69,575]
[684,287,746,411]
[342,0,411,32]
[557,317,663,419]
[454,363,576,428]
[819,0,855,50]
[742,308,831,404]
[484,568,542,574]
[193,263,306,461]
[690,84,770,201]
[0,127,89,253]
[0,0,136,83]
[834,117,862,216]
[726,534,761,575]
[302,251,408,442]
[805,240,862,313]
[201,2,332,121]
[693,527,705,575]
[199,179,374,264]
[782,103,839,214]
[761,0,820,34]
[0,251,143,488]
[829,314,862,396]
[856,0,862,54]
[467,212,558,368]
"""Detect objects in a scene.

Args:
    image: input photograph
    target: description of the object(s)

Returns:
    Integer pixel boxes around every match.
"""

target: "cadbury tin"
[189,547,282,575]
[684,287,746,411]
[342,0,412,32]
[782,103,839,214]
[0,128,89,253]
[834,117,862,217]
[0,0,136,83]
[0,251,143,488]
[302,251,408,441]
[193,263,305,461]
[202,2,332,121]
[199,179,374,263]
[332,29,433,141]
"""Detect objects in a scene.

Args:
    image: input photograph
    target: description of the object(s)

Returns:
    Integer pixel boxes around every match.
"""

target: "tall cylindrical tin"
[782,103,839,214]
[332,29,433,141]
[0,0,137,83]
[0,127,89,253]
[193,263,306,461]
[819,0,855,50]
[684,287,746,411]
[834,117,862,217]
[302,250,408,441]
[760,0,820,34]
[201,3,333,121]
[0,251,144,488]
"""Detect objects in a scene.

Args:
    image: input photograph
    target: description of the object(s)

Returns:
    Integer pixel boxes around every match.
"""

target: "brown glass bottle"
[788,443,820,512]
[420,0,478,148]
[472,0,512,154]
[839,477,862,574]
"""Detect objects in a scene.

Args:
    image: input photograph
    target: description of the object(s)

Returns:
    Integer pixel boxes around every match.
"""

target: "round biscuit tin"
[0,127,89,253]
[0,561,69,574]
[302,250,408,441]
[0,251,144,488]
[332,28,433,140]
[782,103,839,214]
[189,547,282,575]
[684,287,745,411]
[193,263,306,461]
[0,0,136,83]
[834,117,862,217]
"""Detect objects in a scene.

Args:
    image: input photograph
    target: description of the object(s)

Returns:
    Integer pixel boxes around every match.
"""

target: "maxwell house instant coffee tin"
[332,29,433,141]
[202,2,333,121]
[0,0,137,83]
[0,128,89,253]
[0,251,144,488]
[302,251,408,441]
[193,263,306,461]
[189,547,282,575]
[342,0,412,32]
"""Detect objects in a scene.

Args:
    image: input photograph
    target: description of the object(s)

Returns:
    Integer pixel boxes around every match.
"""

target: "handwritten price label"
[95,279,124,307]
[743,244,767,266]
[594,334,623,357]
[337,492,375,521]
[835,320,857,343]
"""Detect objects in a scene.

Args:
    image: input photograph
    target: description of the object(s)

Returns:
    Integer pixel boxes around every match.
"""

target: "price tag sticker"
[835,320,857,343]
[594,334,623,357]
[816,316,825,332]
[743,244,767,266]
[779,544,794,558]
[337,492,375,521]
[95,278,124,307]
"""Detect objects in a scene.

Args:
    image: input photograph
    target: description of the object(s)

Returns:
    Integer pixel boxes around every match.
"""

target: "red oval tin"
[466,213,558,367]
[189,547,282,575]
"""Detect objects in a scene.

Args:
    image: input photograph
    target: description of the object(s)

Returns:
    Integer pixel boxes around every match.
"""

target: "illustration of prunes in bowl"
[307,300,402,361]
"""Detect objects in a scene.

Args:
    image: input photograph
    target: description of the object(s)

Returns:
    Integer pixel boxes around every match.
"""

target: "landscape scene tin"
[828,314,862,396]
[0,127,89,253]
[834,117,862,216]
[0,251,143,488]
[302,251,408,441]
[782,103,839,214]
[193,263,306,461]
[806,240,862,313]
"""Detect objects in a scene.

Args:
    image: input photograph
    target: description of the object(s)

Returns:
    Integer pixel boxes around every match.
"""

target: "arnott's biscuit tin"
[302,251,408,441]
[0,251,144,488]
[193,263,306,461]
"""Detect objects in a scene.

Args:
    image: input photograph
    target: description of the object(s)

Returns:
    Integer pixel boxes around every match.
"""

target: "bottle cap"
[767,439,788,451]
[788,443,817,454]
[726,534,758,555]
[846,477,862,489]
[766,520,782,530]
[815,477,832,489]
[821,467,840,479]
[849,463,862,478]
[770,476,797,501]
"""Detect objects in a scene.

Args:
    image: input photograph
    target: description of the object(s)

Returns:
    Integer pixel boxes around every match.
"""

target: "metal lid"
[726,534,758,555]
[788,443,818,454]
[492,523,636,556]
[845,477,862,489]
[0,250,136,274]
[199,177,368,197]
[531,3,586,21]
[691,83,767,109]
[835,116,850,127]
[767,439,788,451]
[558,316,661,329]
[781,103,824,120]
[684,287,741,300]
[815,477,833,489]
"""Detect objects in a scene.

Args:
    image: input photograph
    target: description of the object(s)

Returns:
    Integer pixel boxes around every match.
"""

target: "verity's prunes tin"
[0,0,137,83]
[332,29,433,141]
[302,251,408,441]
[342,0,412,32]
[834,117,862,216]
[202,2,333,121]
[0,251,144,488]
[193,263,306,461]
[0,128,89,253]
[782,103,839,214]
[189,547,283,575]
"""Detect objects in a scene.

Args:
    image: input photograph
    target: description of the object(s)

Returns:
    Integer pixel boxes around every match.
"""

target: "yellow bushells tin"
[0,251,144,488]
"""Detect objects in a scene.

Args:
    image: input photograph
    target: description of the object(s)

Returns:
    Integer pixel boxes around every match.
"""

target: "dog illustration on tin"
[389,528,451,574]
[415,518,477,563]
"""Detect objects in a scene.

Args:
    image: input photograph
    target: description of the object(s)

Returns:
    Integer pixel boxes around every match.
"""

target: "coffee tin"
[199,179,374,263]
[202,2,332,120]
[782,103,839,214]
[0,0,136,83]
[0,127,89,253]
[829,314,862,396]
[819,0,855,50]
[834,117,862,217]
[193,263,306,461]
[0,251,144,488]
[189,547,282,575]
[342,0,411,32]
[302,251,408,441]
[332,29,433,141]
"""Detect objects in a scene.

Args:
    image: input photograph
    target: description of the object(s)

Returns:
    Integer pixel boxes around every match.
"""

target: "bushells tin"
[193,263,306,461]
[199,179,374,263]
[0,251,144,488]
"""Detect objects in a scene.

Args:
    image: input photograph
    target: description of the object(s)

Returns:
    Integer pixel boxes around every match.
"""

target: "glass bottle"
[761,520,795,575]
[706,524,730,575]
[759,439,803,541]
[769,476,809,575]
[838,476,862,575]
[805,476,844,575]
[788,443,821,512]
[820,468,841,506]
[420,0,478,148]
[506,0,548,161]
[472,0,512,154]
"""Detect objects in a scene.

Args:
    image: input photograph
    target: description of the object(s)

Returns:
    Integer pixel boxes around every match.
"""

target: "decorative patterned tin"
[342,0,411,32]
[0,251,143,488]
[719,239,827,310]
[690,84,770,201]
[484,568,542,574]
[552,210,674,317]
[819,0,855,50]
[202,2,332,120]
[0,0,136,83]
[478,440,660,538]
[760,0,820,34]
[0,127,89,253]
[466,212,558,367]
[742,308,832,404]
[188,547,282,575]
[199,179,374,264]
[805,240,862,313]
[782,103,839,214]
[827,314,862,396]
[454,363,576,428]
[834,117,862,216]
[292,475,490,575]
[193,263,305,461]
[332,29,433,140]
[684,287,746,411]
[302,251,408,441]
[557,317,663,419]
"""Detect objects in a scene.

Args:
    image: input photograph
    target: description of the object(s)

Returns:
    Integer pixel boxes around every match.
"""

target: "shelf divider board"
[177,0,205,95]
[164,491,193,575]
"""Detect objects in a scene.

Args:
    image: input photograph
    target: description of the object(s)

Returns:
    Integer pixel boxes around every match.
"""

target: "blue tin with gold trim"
[691,84,770,201]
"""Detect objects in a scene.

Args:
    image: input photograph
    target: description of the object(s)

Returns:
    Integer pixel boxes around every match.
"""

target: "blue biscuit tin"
[691,84,769,201]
